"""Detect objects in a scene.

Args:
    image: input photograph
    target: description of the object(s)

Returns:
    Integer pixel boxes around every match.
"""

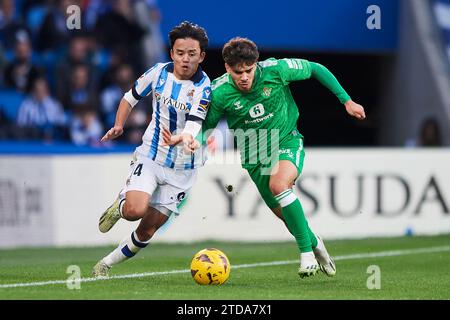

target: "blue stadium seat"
[0,90,26,122]
[93,49,112,72]
[26,6,48,37]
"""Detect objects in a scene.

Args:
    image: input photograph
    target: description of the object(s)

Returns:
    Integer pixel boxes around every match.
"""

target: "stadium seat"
[0,90,26,122]
[26,5,48,38]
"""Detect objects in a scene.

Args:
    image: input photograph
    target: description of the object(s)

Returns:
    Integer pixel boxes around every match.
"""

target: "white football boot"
[313,235,337,277]
[92,259,111,278]
[298,252,320,278]
[98,197,122,233]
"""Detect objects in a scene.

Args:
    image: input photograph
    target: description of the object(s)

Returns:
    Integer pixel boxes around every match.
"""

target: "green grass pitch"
[0,234,449,300]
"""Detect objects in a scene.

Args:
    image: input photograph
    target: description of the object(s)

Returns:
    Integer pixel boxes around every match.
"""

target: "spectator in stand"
[55,34,97,103]
[84,0,111,31]
[98,46,129,91]
[3,30,42,93]
[61,63,98,114]
[133,0,167,67]
[36,0,82,52]
[405,117,443,147]
[16,76,67,141]
[70,103,103,146]
[100,63,150,144]
[100,63,134,128]
[0,0,29,49]
[94,0,147,71]
[419,117,442,147]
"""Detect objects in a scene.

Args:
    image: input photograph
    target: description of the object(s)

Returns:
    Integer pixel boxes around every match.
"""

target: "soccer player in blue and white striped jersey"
[92,22,210,277]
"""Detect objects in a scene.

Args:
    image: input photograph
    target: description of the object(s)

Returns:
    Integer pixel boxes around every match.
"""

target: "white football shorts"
[121,151,197,217]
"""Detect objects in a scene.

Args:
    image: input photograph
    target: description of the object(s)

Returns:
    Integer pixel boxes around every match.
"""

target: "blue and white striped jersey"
[123,62,211,169]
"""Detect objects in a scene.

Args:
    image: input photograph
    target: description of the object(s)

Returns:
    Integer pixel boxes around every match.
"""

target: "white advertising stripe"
[0,149,449,247]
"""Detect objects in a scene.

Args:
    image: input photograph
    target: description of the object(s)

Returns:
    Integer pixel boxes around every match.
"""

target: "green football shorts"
[246,131,305,209]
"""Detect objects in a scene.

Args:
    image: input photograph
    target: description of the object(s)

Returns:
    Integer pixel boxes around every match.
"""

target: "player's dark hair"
[222,37,259,67]
[169,21,209,52]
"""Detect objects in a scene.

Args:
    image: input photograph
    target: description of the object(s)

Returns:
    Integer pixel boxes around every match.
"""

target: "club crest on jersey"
[187,89,195,98]
[262,87,272,97]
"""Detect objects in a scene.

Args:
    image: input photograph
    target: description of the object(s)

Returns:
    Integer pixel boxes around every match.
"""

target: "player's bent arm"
[309,62,366,120]
[115,98,133,127]
[309,62,351,104]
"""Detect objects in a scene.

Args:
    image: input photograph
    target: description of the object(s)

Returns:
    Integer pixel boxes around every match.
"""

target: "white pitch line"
[1,245,450,289]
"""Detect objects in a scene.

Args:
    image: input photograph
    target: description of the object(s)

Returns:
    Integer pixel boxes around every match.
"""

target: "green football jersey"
[203,58,351,168]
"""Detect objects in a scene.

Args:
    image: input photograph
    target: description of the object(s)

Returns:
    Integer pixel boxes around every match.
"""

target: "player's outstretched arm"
[306,62,366,120]
[101,98,132,142]
[344,100,366,120]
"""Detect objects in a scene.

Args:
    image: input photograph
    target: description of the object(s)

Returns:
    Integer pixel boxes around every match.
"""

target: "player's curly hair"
[169,21,209,52]
[222,37,259,67]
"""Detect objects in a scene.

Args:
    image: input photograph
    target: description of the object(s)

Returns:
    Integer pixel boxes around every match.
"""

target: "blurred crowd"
[0,0,167,146]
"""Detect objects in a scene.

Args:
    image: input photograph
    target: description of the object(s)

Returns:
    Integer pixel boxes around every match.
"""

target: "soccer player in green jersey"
[164,37,366,279]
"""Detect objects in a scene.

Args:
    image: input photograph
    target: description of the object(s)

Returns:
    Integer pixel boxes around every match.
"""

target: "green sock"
[282,212,318,248]
[308,224,318,249]
[275,189,313,253]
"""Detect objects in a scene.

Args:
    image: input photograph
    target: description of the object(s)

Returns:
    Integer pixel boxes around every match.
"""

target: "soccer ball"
[190,248,230,285]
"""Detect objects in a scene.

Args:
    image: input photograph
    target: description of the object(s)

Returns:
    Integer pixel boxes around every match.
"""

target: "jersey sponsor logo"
[249,103,265,118]
[244,112,274,124]
[155,92,190,111]
[262,87,272,97]
[234,101,244,110]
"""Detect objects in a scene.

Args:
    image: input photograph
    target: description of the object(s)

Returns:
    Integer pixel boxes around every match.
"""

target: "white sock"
[300,252,317,266]
[103,231,150,267]
[119,199,126,218]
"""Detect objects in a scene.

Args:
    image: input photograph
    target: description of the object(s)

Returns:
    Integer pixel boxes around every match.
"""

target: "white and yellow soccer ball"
[190,248,230,285]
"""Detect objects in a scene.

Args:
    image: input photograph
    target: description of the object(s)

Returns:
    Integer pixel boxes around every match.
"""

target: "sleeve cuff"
[123,90,138,108]
[182,120,202,138]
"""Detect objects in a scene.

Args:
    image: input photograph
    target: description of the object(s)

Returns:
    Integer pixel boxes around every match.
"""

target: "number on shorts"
[133,163,143,176]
